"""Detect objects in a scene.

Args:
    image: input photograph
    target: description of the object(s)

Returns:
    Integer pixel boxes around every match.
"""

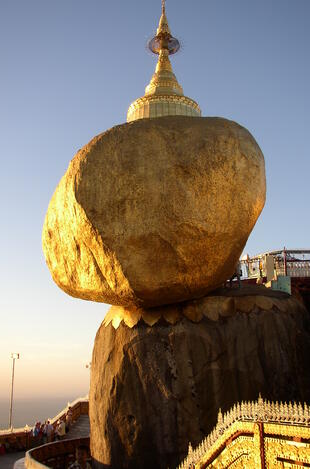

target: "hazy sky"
[0,0,309,401]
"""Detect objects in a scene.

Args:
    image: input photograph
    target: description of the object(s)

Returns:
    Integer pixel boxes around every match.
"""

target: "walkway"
[1,415,90,469]
[65,414,90,439]
[0,451,24,469]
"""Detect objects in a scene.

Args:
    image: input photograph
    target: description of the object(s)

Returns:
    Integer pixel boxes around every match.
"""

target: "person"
[228,261,242,288]
[44,420,54,443]
[66,407,73,432]
[32,422,41,438]
[41,423,47,444]
[68,445,91,469]
[32,421,42,446]
[55,418,66,440]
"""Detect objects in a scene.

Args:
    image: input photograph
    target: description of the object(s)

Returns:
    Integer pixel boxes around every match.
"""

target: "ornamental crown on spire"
[127,1,201,122]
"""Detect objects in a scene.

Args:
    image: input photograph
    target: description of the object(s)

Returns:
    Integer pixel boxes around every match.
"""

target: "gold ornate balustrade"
[178,395,310,468]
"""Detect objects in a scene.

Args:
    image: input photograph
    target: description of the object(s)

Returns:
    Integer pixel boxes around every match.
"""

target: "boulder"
[42,117,265,307]
[89,287,310,468]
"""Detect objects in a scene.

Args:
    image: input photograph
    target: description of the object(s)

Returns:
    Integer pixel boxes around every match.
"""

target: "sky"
[0,0,309,404]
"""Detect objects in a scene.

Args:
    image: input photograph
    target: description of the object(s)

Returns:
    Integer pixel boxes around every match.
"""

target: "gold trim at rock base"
[103,292,306,330]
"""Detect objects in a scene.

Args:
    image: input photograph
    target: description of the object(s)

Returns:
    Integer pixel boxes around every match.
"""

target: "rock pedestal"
[89,287,310,469]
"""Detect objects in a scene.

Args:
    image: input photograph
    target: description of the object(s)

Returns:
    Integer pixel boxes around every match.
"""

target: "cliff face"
[90,290,310,469]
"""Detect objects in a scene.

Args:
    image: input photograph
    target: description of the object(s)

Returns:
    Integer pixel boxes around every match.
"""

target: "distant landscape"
[0,396,80,430]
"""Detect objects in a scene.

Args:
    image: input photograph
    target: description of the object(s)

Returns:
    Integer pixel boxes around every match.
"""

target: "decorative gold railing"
[178,395,310,468]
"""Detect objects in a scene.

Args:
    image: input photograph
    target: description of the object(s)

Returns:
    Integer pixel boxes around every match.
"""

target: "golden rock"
[42,116,265,308]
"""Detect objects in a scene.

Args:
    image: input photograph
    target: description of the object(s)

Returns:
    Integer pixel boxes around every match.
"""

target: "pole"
[283,246,287,276]
[9,353,19,430]
[9,357,15,429]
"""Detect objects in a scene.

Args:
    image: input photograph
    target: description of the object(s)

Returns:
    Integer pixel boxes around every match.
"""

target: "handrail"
[0,396,88,435]
[25,437,90,469]
[0,396,89,453]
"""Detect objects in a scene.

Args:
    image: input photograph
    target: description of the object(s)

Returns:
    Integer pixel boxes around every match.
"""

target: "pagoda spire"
[127,1,201,122]
[145,0,182,98]
[157,0,171,36]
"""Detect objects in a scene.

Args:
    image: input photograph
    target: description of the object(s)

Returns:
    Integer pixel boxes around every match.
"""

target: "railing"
[241,249,310,280]
[25,437,90,469]
[49,396,89,428]
[286,261,310,277]
[178,395,310,468]
[0,396,89,454]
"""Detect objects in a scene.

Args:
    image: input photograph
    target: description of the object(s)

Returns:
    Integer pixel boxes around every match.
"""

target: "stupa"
[42,2,310,469]
[127,0,201,121]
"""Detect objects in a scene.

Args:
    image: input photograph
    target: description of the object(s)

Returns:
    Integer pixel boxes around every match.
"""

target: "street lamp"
[86,362,92,392]
[9,352,20,430]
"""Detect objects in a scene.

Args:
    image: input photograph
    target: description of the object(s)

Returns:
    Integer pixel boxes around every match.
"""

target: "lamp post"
[86,362,91,395]
[9,352,20,430]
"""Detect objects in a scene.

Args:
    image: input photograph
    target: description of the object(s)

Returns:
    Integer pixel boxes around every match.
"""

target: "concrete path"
[0,451,24,469]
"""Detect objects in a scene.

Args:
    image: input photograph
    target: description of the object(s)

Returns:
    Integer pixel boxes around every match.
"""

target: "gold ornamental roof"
[127,1,201,122]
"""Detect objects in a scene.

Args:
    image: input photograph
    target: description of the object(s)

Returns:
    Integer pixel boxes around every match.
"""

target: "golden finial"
[217,408,223,424]
[127,0,201,122]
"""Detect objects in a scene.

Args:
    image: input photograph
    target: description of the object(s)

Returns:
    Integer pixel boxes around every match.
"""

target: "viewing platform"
[0,396,89,469]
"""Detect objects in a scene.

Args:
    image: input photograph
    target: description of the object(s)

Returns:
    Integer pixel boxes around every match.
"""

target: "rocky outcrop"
[89,288,310,469]
[42,116,265,308]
